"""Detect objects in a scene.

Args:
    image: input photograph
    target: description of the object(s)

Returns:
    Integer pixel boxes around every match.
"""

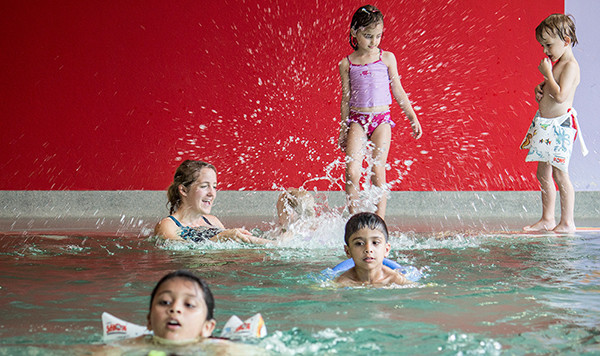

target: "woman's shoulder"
[203,215,225,229]
[154,216,180,240]
[156,215,178,228]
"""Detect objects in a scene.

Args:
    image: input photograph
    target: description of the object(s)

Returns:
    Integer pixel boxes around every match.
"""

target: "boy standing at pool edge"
[520,14,586,233]
[336,212,411,286]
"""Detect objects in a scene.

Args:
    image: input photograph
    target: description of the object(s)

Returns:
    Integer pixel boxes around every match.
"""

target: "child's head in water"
[349,5,384,50]
[336,212,411,286]
[276,188,316,227]
[344,211,388,245]
[147,270,216,342]
[344,213,390,266]
[344,212,390,266]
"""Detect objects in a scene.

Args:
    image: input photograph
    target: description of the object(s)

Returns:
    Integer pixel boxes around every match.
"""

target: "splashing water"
[236,134,429,251]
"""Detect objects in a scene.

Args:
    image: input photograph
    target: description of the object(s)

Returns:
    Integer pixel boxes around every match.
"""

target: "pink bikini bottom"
[347,110,395,137]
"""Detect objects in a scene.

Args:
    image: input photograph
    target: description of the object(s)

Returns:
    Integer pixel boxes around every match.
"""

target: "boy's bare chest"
[552,63,567,84]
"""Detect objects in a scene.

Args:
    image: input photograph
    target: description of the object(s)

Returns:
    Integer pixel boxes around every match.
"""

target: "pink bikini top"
[348,50,392,108]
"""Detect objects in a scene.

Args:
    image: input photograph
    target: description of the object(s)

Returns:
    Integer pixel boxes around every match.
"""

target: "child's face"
[147,277,215,341]
[344,227,390,270]
[538,31,569,63]
[353,22,383,51]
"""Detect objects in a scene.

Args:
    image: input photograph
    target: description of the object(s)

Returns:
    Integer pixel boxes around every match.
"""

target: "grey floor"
[1,191,599,234]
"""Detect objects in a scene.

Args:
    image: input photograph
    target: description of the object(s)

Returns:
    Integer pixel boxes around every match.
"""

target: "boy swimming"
[336,212,412,286]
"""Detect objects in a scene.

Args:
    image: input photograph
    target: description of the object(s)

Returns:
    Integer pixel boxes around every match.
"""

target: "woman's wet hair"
[344,212,389,245]
[349,5,384,50]
[149,270,215,321]
[167,160,216,214]
[536,13,578,46]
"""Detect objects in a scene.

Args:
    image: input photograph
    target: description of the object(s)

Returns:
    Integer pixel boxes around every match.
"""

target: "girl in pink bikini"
[338,5,422,218]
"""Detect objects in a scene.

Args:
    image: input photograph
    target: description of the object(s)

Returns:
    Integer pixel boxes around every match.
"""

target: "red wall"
[0,0,563,191]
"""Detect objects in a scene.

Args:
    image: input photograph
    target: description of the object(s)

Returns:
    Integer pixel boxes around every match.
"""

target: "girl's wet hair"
[536,13,578,46]
[344,212,389,245]
[150,270,215,321]
[349,5,384,50]
[283,189,316,218]
[167,159,217,214]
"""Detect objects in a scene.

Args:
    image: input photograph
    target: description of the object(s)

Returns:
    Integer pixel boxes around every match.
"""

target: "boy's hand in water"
[534,82,544,103]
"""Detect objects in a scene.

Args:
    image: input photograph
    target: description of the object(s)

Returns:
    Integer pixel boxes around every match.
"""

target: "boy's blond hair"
[536,14,578,46]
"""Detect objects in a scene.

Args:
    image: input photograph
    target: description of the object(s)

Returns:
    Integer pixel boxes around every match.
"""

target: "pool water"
[0,220,599,355]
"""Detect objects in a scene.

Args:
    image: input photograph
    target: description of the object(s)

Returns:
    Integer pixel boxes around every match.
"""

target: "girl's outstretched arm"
[338,57,351,150]
[383,51,422,139]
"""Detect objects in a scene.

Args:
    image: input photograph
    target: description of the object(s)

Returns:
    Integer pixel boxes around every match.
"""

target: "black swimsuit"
[168,215,223,243]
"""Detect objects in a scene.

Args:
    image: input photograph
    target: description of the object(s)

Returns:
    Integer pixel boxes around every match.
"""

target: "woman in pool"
[154,159,271,244]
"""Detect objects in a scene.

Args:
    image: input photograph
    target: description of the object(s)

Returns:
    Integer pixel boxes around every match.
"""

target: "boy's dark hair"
[344,212,389,245]
[349,5,384,50]
[149,270,215,320]
[536,14,578,47]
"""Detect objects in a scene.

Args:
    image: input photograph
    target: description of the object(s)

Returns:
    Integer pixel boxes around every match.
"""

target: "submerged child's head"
[535,14,578,47]
[147,270,216,342]
[284,189,316,217]
[344,212,388,245]
[349,5,384,50]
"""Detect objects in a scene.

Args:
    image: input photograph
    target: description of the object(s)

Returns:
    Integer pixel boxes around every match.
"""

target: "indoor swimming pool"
[0,216,598,355]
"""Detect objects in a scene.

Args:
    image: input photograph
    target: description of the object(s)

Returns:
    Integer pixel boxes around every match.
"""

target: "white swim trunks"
[520,108,588,172]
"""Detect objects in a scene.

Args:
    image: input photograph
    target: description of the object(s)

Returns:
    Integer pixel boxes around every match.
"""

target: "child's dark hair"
[344,212,389,245]
[536,14,578,47]
[149,270,215,320]
[349,5,384,50]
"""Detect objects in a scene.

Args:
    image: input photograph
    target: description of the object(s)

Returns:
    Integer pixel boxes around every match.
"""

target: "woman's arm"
[212,229,273,244]
[206,215,273,245]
